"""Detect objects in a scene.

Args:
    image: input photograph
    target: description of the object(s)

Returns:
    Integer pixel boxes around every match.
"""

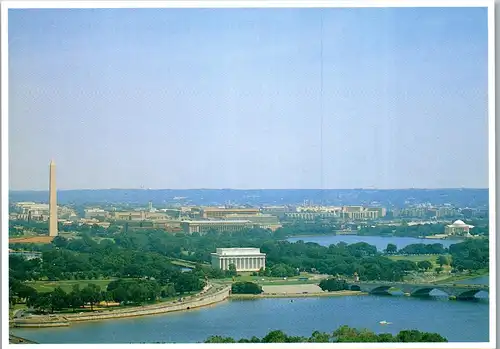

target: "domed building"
[445,220,474,236]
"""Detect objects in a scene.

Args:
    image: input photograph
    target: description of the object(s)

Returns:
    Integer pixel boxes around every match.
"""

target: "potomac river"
[287,235,464,250]
[12,291,489,343]
[12,236,488,344]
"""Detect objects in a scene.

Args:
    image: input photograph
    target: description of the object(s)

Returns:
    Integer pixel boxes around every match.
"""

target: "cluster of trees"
[397,243,447,255]
[13,283,105,313]
[253,263,299,278]
[231,282,263,295]
[10,234,208,288]
[450,239,489,272]
[318,278,349,292]
[11,275,206,315]
[9,225,488,293]
[204,326,447,343]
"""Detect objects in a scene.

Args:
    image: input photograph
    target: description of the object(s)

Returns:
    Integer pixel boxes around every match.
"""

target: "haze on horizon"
[8,7,489,191]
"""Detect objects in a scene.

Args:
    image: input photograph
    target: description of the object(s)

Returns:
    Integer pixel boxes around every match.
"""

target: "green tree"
[49,287,68,312]
[227,263,237,277]
[81,283,102,311]
[385,243,397,254]
[377,333,395,342]
[204,335,236,343]
[262,330,288,343]
[231,282,263,295]
[436,255,449,267]
[308,331,331,342]
[319,278,348,292]
[68,285,84,312]
[174,273,205,294]
[417,260,433,271]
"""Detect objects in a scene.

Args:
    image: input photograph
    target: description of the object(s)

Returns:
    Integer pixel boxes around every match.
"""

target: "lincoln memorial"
[211,248,266,272]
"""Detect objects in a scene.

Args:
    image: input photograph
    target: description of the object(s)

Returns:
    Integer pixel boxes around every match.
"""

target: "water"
[455,275,489,285]
[12,295,489,343]
[287,235,463,251]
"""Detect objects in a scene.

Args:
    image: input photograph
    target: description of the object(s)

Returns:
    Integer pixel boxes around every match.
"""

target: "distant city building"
[296,206,342,213]
[445,220,474,236]
[340,206,386,220]
[211,248,266,271]
[84,208,109,219]
[152,219,183,231]
[181,220,254,234]
[109,211,169,221]
[285,212,339,221]
[261,206,288,219]
[223,214,282,231]
[436,207,457,218]
[201,207,260,219]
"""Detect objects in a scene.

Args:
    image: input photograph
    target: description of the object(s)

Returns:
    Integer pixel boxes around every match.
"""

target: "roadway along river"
[287,235,463,250]
[12,294,489,343]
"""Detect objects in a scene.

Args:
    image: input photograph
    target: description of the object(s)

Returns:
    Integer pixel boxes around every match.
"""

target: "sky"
[8,7,489,190]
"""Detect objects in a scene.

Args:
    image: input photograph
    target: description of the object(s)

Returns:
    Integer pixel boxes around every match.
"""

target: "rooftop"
[214,247,265,256]
[183,220,252,224]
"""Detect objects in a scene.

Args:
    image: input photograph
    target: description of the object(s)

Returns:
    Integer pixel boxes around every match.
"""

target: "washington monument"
[49,160,58,237]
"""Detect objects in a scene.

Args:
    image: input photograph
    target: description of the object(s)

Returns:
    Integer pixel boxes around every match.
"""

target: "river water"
[12,294,489,343]
[12,236,488,343]
[287,235,463,251]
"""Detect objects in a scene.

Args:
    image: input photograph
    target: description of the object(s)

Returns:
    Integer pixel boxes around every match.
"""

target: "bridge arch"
[410,287,447,297]
[456,289,488,300]
[369,286,392,295]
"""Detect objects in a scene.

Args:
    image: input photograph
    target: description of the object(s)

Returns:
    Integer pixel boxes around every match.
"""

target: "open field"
[9,236,54,244]
[387,254,452,271]
[387,254,452,263]
[218,272,324,286]
[25,279,114,293]
[262,284,323,294]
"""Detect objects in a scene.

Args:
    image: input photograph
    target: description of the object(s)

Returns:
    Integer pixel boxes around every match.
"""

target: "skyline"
[8,7,490,190]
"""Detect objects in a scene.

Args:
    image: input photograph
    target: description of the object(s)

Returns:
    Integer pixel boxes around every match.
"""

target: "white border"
[1,1,495,349]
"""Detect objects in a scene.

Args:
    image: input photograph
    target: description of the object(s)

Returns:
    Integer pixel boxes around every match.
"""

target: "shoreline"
[11,284,231,328]
[230,290,367,299]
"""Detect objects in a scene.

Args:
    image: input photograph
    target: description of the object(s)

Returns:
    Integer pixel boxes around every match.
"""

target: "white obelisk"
[49,160,58,237]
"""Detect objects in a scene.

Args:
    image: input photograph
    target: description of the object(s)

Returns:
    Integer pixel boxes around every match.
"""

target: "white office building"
[211,248,266,272]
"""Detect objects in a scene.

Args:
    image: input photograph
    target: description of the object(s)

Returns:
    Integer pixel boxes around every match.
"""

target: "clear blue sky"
[8,7,489,190]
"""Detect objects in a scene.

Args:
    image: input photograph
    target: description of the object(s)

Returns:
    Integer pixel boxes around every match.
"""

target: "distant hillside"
[8,188,489,208]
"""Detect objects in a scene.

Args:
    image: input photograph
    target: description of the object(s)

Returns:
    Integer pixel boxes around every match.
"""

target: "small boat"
[379,321,392,325]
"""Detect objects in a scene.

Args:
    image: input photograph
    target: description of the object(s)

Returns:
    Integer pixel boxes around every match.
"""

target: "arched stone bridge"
[349,281,489,300]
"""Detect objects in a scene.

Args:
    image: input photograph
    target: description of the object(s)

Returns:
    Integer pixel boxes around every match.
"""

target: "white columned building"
[211,248,266,272]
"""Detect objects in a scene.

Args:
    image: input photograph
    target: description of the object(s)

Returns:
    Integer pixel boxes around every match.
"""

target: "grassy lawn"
[387,254,453,271]
[219,272,320,286]
[25,279,114,293]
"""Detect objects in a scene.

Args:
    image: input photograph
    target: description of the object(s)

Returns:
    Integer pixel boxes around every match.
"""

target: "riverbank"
[230,290,367,299]
[9,334,38,344]
[11,284,231,328]
[437,271,489,284]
